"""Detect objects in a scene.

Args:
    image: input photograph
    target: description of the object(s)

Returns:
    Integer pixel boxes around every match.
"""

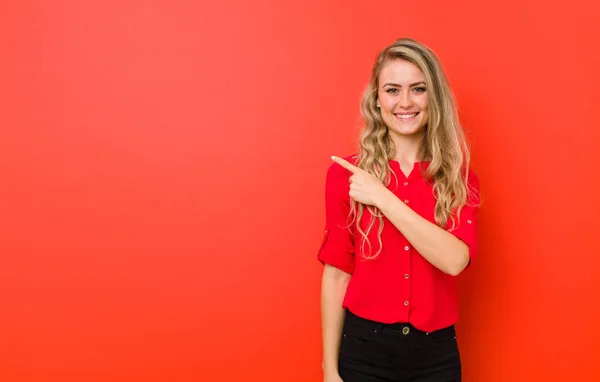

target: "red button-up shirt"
[318,155,480,333]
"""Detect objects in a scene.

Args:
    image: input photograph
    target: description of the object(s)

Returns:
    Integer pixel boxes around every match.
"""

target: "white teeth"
[396,113,417,119]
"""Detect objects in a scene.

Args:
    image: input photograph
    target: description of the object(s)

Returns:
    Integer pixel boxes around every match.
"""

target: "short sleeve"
[317,161,355,274]
[448,170,481,265]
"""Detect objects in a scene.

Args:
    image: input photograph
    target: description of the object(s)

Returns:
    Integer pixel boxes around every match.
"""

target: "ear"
[376,99,380,108]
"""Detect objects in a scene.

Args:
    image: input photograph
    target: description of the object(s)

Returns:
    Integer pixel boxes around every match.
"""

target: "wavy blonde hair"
[350,38,478,259]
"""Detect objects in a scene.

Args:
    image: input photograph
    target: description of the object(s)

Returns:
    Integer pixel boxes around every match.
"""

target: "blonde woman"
[318,38,481,382]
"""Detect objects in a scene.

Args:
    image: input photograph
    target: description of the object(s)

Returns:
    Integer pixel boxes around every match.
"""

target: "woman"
[318,38,481,382]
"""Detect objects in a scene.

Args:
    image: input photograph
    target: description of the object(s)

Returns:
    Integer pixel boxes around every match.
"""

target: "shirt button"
[404,200,409,204]
[403,181,409,186]
[467,220,472,224]
[404,301,409,306]
[404,274,409,279]
[404,246,409,251]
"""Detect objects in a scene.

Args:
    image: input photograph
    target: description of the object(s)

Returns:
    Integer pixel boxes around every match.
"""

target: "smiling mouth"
[394,112,419,119]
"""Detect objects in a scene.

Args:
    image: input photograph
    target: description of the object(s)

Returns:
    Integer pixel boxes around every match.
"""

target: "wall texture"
[1,1,599,381]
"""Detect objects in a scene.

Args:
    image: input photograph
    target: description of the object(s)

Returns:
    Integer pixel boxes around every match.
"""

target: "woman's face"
[377,59,429,139]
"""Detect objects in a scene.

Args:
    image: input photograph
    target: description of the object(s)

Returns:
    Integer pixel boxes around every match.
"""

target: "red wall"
[1,1,599,381]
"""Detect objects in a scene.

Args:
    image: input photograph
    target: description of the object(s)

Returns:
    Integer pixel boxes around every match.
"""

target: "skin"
[321,265,349,382]
[377,57,429,173]
[321,59,469,381]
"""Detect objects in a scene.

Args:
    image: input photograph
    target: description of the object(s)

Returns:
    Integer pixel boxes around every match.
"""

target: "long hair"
[350,38,478,259]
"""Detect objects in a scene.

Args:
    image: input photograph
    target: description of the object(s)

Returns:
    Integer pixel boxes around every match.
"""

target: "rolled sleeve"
[448,170,481,265]
[317,161,355,274]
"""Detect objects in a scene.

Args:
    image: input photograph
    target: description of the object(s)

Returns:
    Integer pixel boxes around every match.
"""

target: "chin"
[391,125,426,137]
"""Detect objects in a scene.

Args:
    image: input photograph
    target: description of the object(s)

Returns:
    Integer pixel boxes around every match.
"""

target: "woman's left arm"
[331,155,474,276]
[375,190,469,276]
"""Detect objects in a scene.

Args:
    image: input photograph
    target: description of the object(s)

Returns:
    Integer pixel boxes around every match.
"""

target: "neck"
[391,133,426,164]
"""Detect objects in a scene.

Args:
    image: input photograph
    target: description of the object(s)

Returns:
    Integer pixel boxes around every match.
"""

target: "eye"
[385,88,398,93]
[413,87,427,93]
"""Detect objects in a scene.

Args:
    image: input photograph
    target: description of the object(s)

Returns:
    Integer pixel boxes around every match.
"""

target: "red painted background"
[1,1,599,381]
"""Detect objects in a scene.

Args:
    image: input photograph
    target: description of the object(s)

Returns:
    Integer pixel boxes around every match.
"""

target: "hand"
[331,156,389,208]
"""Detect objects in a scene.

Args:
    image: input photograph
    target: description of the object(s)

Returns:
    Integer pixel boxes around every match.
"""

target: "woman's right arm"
[319,160,356,381]
[321,264,351,380]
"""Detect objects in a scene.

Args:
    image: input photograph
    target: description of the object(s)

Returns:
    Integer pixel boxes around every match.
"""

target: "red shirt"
[318,154,480,333]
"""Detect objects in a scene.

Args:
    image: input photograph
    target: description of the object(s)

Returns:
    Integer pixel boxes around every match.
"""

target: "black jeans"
[338,310,461,382]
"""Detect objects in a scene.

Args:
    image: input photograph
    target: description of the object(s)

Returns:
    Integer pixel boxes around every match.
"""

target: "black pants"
[338,310,461,382]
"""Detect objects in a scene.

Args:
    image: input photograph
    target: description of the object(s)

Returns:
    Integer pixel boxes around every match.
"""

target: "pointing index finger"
[331,155,359,173]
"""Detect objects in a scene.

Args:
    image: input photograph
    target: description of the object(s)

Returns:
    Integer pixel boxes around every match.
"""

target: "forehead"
[378,59,425,84]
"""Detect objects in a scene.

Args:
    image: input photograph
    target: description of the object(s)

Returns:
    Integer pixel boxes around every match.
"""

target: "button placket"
[403,179,410,204]
[403,236,411,309]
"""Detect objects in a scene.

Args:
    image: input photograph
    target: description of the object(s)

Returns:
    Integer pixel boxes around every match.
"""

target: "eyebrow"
[383,81,426,87]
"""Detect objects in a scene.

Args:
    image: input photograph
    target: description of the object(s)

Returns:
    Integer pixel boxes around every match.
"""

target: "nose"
[398,90,413,108]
